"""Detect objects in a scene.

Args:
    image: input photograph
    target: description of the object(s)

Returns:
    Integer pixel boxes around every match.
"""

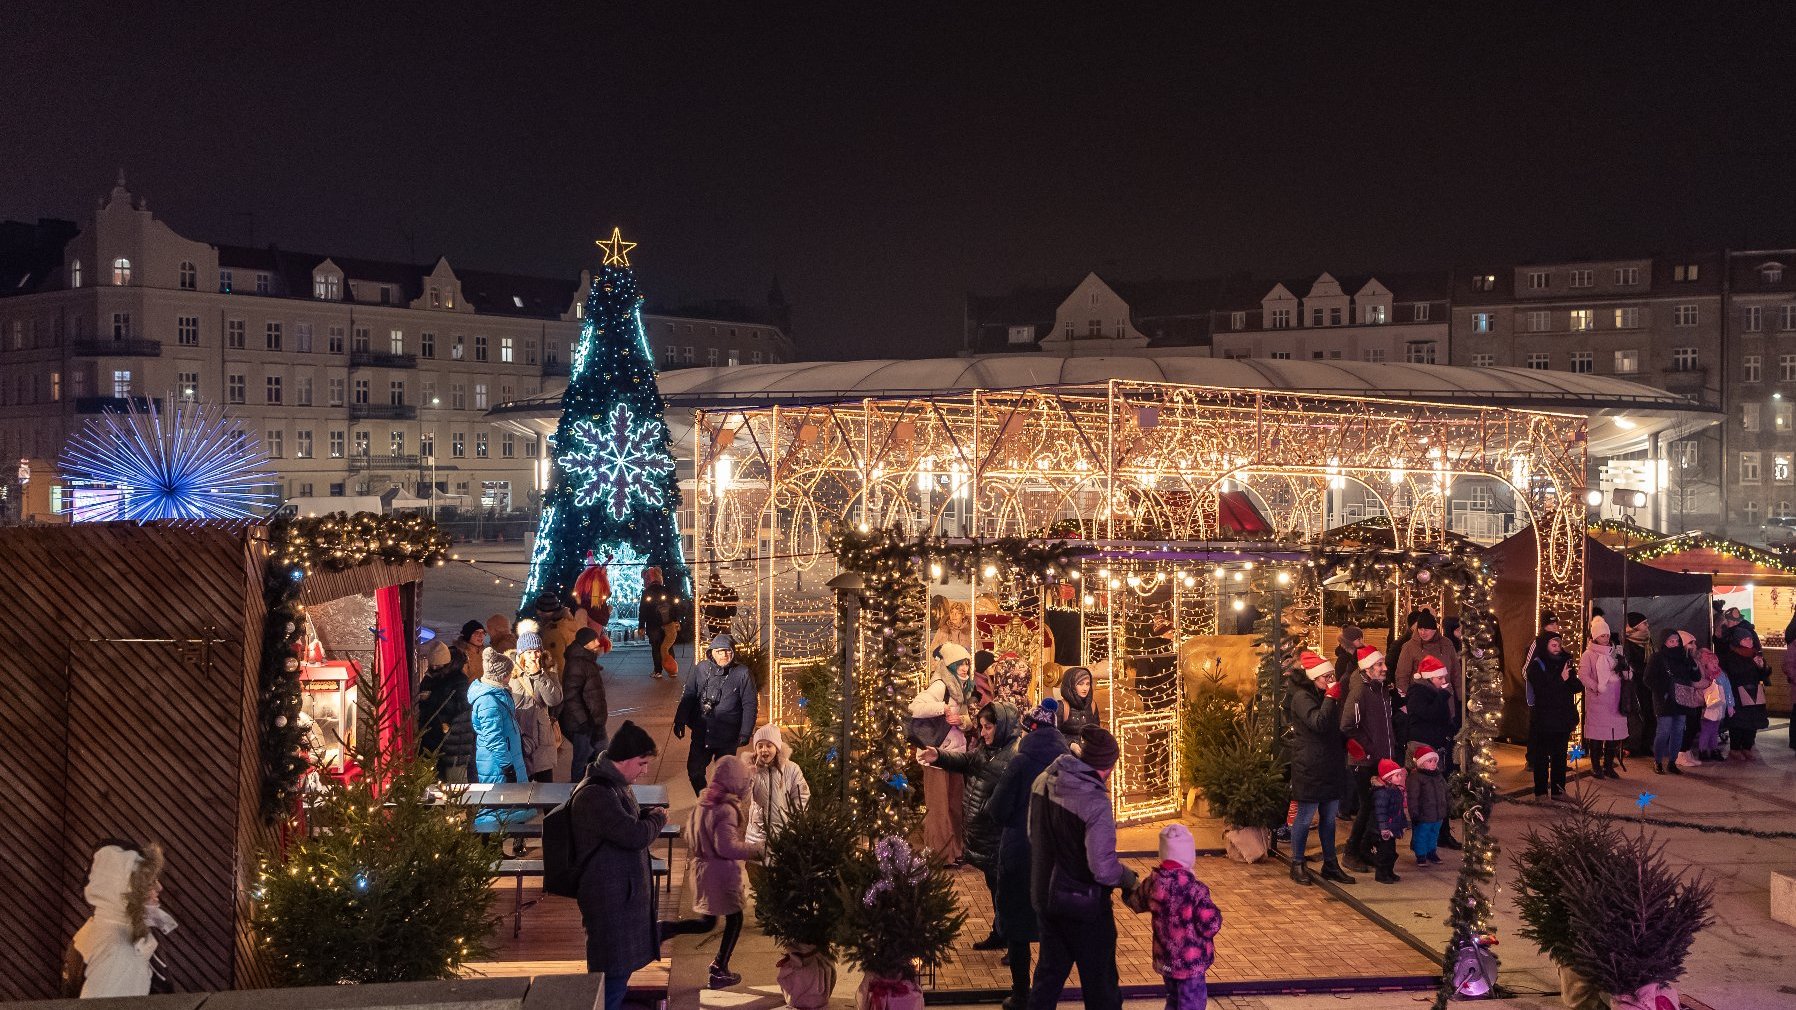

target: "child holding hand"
[1372,759,1410,884]
[1125,823,1222,1010]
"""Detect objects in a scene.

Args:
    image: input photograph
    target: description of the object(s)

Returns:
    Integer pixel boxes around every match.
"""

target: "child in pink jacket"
[1125,823,1223,1010]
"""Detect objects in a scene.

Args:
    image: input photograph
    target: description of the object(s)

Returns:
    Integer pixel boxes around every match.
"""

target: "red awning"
[1217,490,1274,537]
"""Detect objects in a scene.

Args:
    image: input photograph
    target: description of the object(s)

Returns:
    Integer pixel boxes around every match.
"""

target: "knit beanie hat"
[426,640,452,667]
[752,723,786,753]
[1158,823,1197,870]
[1340,624,1364,645]
[1079,724,1121,771]
[1417,655,1449,681]
[1298,650,1335,681]
[461,619,486,639]
[974,650,996,675]
[1356,645,1385,670]
[481,646,513,680]
[515,618,543,653]
[573,627,600,648]
[1378,758,1404,783]
[606,720,657,761]
[935,641,971,671]
[1416,612,1439,631]
[1589,616,1610,641]
[1347,739,1368,764]
[1023,697,1059,729]
[709,633,736,653]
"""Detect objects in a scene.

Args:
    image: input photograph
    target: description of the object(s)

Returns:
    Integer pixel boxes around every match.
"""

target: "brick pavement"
[925,855,1439,993]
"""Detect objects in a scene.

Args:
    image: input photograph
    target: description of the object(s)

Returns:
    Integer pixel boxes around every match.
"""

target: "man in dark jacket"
[1340,645,1395,873]
[416,641,468,780]
[571,721,668,1010]
[986,701,1066,1010]
[639,568,683,678]
[560,628,609,778]
[1395,612,1460,695]
[1027,724,1138,1010]
[1333,625,1364,682]
[674,634,758,794]
[1284,652,1355,886]
[1716,609,1769,755]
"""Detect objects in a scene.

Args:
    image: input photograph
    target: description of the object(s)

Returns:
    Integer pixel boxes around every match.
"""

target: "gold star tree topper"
[596,227,637,267]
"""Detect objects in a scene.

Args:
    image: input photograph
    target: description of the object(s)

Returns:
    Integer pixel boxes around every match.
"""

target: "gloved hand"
[673,724,685,739]
[1325,683,1343,699]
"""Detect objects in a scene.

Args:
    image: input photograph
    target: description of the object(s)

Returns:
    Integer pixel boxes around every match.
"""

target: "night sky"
[4,7,1793,359]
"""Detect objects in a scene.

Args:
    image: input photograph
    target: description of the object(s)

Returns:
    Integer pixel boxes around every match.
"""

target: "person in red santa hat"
[1341,644,1395,874]
[1406,744,1449,866]
[1371,758,1409,883]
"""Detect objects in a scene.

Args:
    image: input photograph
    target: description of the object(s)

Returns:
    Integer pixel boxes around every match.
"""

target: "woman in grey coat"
[570,721,668,1010]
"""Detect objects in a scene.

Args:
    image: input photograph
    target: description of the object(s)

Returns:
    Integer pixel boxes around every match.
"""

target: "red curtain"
[375,585,412,760]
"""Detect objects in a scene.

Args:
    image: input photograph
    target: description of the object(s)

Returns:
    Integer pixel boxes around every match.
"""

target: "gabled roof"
[456,268,581,318]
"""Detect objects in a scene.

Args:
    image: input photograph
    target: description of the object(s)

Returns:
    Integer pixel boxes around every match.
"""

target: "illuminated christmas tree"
[523,229,689,611]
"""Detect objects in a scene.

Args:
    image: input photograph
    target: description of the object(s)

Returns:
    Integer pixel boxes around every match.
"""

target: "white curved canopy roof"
[491,353,1719,457]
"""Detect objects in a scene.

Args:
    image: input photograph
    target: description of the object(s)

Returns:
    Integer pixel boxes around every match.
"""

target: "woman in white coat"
[1578,616,1632,779]
[912,641,973,864]
[745,724,811,846]
[65,841,177,998]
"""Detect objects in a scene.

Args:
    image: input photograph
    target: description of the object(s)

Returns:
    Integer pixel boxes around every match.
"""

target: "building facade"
[0,179,793,515]
[1208,271,1450,364]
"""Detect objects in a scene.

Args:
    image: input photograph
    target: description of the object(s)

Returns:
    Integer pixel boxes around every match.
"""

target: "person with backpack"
[565,722,669,1010]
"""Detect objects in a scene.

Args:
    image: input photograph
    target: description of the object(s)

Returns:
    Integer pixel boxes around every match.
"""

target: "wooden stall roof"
[1626,531,1796,584]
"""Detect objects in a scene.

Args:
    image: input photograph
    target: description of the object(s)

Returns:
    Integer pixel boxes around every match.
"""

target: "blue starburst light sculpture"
[59,398,277,522]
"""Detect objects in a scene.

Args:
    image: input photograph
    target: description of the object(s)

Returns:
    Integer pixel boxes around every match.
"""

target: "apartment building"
[0,179,793,514]
[1208,271,1450,364]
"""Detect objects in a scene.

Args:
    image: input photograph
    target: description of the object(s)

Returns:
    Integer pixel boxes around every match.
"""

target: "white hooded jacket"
[745,725,812,845]
[70,844,177,998]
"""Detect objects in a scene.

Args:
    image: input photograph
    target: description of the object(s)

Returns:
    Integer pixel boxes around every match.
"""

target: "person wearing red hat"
[1371,759,1409,883]
[1340,645,1395,873]
[1405,654,1460,787]
[1284,651,1356,887]
[1406,745,1448,866]
[1394,611,1459,695]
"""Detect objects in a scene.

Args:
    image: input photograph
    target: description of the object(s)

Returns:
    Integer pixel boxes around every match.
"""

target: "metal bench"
[496,858,544,938]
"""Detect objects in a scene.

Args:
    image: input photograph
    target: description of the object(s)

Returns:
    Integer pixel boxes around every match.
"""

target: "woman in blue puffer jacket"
[469,647,527,784]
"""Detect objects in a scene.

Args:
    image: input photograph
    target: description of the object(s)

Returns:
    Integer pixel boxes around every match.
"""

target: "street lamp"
[422,455,437,521]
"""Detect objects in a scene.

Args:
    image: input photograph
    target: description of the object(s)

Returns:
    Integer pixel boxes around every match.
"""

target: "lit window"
[390,329,405,354]
[1614,307,1641,329]
[1364,304,1387,324]
[1778,403,1794,432]
[513,296,525,308]
[501,336,513,363]
[330,432,345,458]
[1674,263,1700,282]
[1471,274,1495,292]
[1569,309,1593,331]
[1614,349,1639,374]
[178,372,198,401]
[112,258,132,285]
[70,259,81,288]
[474,383,488,409]
[314,273,340,300]
[295,431,313,459]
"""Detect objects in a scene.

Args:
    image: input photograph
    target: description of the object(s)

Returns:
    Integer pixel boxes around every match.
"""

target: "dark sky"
[4,6,1794,359]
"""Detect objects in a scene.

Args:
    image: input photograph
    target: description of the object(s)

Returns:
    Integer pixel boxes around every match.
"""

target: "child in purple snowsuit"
[1125,823,1223,1010]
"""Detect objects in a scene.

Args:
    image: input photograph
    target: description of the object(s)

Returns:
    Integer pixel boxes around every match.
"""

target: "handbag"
[907,682,951,748]
[1673,680,1706,709]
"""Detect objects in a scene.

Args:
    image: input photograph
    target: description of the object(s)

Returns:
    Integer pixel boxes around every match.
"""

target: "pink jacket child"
[1125,824,1223,1009]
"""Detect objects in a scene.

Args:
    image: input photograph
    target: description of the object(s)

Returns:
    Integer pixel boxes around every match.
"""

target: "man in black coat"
[1285,652,1356,886]
[559,629,609,778]
[1340,645,1396,873]
[986,701,1067,1010]
[673,634,758,794]
[570,722,668,1010]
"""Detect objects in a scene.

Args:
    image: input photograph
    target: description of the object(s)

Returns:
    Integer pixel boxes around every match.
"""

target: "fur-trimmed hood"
[83,844,166,942]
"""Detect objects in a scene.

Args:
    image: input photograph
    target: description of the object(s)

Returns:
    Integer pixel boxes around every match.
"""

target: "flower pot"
[856,972,924,1010]
[775,944,837,1010]
[1555,962,1599,1009]
[1609,981,1679,1010]
[1223,825,1270,863]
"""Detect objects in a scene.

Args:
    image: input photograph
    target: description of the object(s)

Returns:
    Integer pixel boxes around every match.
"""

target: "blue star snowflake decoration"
[561,403,676,520]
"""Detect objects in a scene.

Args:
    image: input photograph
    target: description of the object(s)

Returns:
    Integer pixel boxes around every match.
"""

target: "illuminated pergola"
[693,379,1587,821]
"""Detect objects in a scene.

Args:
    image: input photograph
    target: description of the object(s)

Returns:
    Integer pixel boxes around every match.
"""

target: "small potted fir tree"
[836,836,964,1010]
[1512,808,1714,1010]
[749,798,858,1010]
[1191,706,1287,862]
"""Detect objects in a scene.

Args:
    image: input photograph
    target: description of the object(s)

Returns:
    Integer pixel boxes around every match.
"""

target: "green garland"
[1626,529,1796,574]
[258,512,450,822]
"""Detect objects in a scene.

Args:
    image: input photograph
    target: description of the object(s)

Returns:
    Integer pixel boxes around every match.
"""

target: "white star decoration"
[562,402,675,520]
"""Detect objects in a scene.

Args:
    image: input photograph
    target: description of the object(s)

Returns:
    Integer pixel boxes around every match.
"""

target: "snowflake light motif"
[59,398,278,522]
[563,403,676,520]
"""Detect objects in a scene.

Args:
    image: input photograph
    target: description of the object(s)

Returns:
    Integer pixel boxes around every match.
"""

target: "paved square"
[926,855,1440,993]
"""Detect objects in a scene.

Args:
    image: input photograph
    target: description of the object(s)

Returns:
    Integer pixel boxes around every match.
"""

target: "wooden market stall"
[0,516,438,1000]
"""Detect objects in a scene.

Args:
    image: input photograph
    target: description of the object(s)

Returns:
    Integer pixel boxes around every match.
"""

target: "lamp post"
[826,570,865,807]
[422,455,437,522]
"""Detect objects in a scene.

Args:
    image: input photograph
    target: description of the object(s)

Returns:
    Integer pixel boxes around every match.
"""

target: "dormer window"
[1471,274,1495,292]
[1364,304,1387,324]
[220,269,233,293]
[314,273,340,300]
[1763,263,1785,284]
[70,259,81,288]
[255,272,271,294]
[179,261,197,290]
[513,296,525,308]
[112,258,132,285]
[430,285,442,308]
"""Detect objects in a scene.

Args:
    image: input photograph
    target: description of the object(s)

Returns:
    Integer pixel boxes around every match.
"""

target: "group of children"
[1366,742,1452,881]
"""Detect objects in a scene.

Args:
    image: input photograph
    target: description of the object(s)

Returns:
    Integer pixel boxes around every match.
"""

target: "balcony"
[350,350,419,369]
[75,395,160,414]
[71,338,162,357]
[542,359,570,377]
[348,403,418,421]
[348,454,424,473]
